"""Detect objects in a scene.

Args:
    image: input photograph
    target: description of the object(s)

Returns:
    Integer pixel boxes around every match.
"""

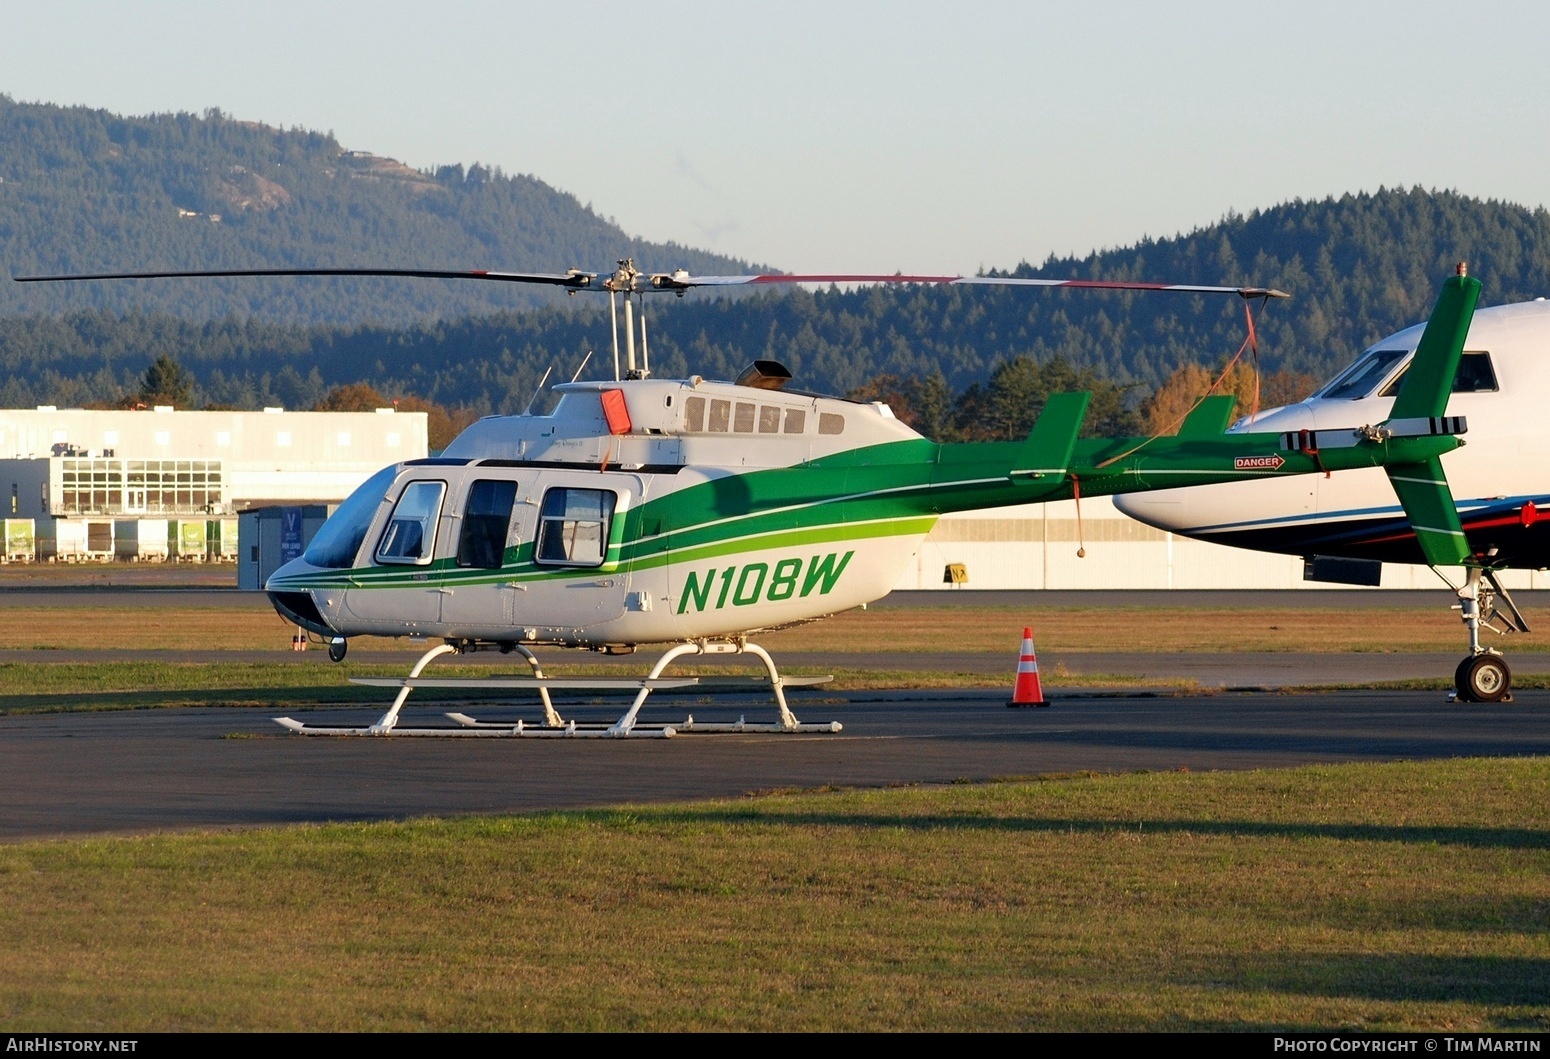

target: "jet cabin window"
[536,487,616,567]
[1377,351,1499,397]
[456,479,517,569]
[376,480,446,565]
[1314,349,1410,399]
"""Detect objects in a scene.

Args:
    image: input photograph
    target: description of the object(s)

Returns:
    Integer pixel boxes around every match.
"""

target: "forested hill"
[2,175,1548,414]
[0,97,754,322]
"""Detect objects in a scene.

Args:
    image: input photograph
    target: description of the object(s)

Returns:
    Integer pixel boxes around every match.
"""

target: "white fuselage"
[1115,300,1550,568]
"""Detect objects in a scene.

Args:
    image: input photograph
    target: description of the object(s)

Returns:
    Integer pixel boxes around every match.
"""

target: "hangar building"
[0,406,428,562]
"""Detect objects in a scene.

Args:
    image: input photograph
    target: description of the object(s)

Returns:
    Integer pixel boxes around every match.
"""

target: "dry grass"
[2,600,1544,655]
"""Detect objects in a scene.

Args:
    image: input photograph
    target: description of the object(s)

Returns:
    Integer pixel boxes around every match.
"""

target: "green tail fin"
[1176,394,1237,437]
[1011,392,1089,476]
[1385,457,1469,566]
[1388,273,1480,420]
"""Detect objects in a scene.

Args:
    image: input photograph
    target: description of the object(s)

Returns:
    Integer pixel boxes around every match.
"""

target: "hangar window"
[535,487,616,567]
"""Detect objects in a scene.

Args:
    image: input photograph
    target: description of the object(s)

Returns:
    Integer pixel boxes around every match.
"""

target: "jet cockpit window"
[456,479,518,569]
[303,464,397,569]
[536,487,616,567]
[376,480,446,565]
[1313,349,1410,400]
[1377,351,1499,397]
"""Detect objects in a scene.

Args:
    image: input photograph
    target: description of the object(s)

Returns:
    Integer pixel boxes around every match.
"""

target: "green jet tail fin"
[1176,394,1238,437]
[1011,392,1089,477]
[1388,272,1480,421]
[1385,456,1470,567]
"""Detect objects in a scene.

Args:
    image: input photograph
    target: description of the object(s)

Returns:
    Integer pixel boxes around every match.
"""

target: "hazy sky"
[3,1,1547,275]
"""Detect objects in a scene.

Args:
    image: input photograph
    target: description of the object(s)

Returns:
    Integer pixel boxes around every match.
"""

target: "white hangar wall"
[894,498,1550,592]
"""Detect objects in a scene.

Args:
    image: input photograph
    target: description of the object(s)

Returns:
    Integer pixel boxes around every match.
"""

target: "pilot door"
[343,475,449,631]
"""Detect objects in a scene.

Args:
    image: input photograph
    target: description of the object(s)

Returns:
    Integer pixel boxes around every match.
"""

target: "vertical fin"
[1011,392,1089,476]
[1176,394,1238,437]
[1388,273,1480,421]
[1385,456,1469,566]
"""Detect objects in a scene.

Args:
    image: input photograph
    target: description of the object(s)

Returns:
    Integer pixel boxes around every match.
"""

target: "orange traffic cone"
[1007,626,1048,707]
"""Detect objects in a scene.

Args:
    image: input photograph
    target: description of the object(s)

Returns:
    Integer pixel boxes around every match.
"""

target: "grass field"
[0,759,1544,1031]
[1,589,1545,1030]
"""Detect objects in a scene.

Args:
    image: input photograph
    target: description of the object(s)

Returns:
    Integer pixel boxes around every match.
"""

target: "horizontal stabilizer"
[1011,392,1089,476]
[1177,395,1237,438]
[1388,273,1480,421]
[1385,457,1469,567]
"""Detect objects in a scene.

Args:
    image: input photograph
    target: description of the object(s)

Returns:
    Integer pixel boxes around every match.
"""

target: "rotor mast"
[605,259,651,380]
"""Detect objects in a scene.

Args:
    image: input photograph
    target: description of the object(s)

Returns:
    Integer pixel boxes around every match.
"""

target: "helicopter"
[15,262,1475,736]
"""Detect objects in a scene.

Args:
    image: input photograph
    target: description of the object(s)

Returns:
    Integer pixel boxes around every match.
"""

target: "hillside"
[1,98,1546,417]
[0,98,755,322]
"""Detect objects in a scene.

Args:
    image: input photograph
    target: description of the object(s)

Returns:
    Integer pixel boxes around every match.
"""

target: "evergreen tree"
[137,354,195,407]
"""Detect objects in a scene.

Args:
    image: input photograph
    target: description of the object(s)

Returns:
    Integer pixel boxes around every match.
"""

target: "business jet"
[1116,266,1541,703]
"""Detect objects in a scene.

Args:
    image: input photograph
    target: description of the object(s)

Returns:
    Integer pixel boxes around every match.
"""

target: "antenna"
[522,365,554,416]
[569,350,593,384]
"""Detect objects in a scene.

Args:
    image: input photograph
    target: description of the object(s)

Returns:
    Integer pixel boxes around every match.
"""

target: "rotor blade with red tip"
[651,272,1289,299]
[14,267,595,288]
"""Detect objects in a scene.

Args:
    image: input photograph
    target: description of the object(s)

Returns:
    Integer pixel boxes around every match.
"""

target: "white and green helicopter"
[18,263,1477,736]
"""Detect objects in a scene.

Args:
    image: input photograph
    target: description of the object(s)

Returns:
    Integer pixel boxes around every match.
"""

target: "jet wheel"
[1456,654,1509,703]
[328,638,348,664]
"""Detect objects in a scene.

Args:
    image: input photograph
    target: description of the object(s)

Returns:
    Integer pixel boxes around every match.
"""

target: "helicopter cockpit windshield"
[302,464,397,568]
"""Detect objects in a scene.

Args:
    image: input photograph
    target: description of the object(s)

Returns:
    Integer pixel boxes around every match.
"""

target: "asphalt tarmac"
[3,585,1547,842]
[3,682,1546,841]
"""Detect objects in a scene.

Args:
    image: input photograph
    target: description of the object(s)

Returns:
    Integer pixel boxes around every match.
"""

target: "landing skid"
[273,639,841,737]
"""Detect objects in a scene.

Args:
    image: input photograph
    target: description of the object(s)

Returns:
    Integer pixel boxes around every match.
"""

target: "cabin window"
[734,401,756,433]
[1377,351,1500,397]
[456,479,517,569]
[819,413,846,435]
[784,409,806,433]
[376,480,446,565]
[759,406,781,433]
[536,487,616,567]
[685,396,705,431]
[708,399,731,433]
[305,465,397,568]
[1315,349,1409,400]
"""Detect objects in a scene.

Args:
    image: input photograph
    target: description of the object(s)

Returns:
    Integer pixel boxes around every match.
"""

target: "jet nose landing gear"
[1449,567,1523,703]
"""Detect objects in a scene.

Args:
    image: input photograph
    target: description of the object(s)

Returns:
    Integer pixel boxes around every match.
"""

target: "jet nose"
[1112,492,1192,532]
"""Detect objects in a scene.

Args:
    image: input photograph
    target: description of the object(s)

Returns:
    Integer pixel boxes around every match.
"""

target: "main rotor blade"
[13,267,595,289]
[651,272,1290,299]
